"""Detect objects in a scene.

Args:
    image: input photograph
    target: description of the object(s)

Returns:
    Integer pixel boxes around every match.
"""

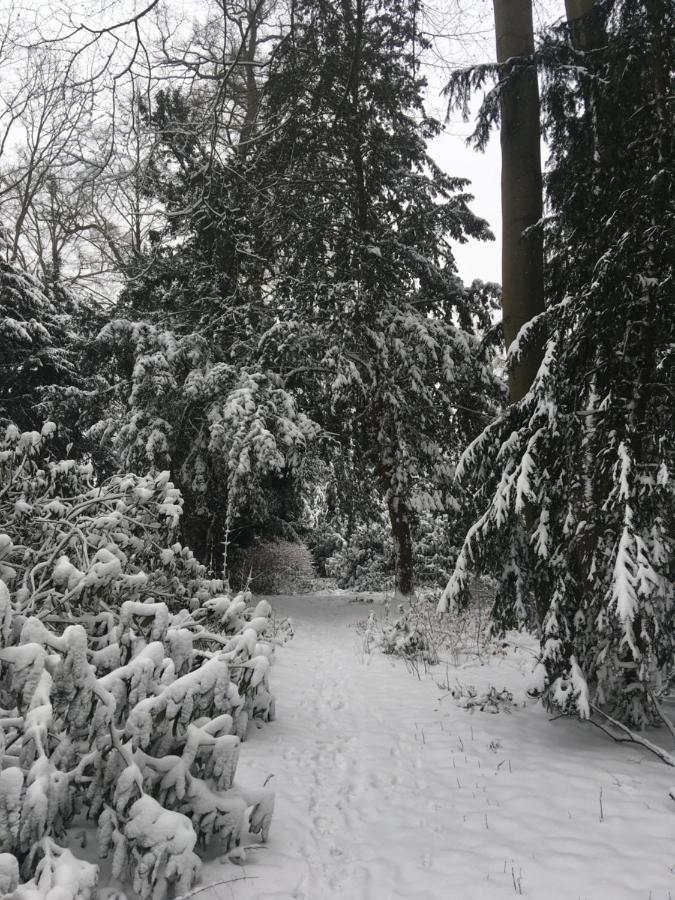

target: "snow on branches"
[93,318,319,563]
[438,3,674,725]
[438,301,673,725]
[0,424,276,898]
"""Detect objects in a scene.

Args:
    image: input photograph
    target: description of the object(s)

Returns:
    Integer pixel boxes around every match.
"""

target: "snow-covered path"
[202,593,675,900]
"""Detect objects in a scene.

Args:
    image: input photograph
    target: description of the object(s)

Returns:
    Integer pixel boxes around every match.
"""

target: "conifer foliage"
[92,318,319,568]
[440,0,674,725]
[255,0,502,597]
[0,423,275,898]
[0,241,78,432]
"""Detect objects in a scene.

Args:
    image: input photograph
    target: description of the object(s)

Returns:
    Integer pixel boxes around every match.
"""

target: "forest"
[0,0,672,897]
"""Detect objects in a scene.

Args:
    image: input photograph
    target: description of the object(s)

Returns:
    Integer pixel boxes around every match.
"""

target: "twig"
[175,876,258,899]
[589,704,675,767]
[649,691,675,746]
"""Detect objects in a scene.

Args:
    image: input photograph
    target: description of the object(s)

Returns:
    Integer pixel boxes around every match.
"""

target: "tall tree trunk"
[564,0,605,50]
[238,0,261,157]
[493,0,545,402]
[387,493,415,600]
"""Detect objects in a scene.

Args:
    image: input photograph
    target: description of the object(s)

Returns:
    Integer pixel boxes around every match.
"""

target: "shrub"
[326,521,395,591]
[304,521,346,578]
[228,539,316,594]
[326,514,460,592]
[362,579,496,671]
[0,423,275,899]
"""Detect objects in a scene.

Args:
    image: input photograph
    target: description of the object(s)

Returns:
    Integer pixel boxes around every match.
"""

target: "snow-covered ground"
[195,592,674,900]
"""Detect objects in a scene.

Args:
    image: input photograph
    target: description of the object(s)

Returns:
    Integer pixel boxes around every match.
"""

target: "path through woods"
[191,593,674,900]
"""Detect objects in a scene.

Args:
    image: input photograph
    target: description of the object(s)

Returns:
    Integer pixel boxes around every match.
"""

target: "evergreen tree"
[0,233,78,432]
[255,0,501,597]
[439,0,674,725]
[94,90,319,568]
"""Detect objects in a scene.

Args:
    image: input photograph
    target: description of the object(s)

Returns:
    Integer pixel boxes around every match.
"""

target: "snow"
[190,592,675,900]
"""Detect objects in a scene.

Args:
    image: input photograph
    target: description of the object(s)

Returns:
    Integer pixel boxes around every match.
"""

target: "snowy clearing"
[179,592,675,900]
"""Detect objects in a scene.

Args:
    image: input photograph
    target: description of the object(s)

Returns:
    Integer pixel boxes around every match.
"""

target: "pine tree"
[439,0,674,725]
[0,233,78,432]
[255,0,501,598]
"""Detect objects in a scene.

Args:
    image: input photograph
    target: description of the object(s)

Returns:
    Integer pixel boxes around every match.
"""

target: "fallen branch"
[589,704,675,767]
[175,876,259,899]
[649,691,675,746]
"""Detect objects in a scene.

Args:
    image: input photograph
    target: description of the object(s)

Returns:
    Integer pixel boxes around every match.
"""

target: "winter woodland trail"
[197,593,675,900]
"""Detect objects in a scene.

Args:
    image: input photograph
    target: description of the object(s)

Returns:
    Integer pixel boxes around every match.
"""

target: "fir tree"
[255,0,501,597]
[0,233,78,432]
[440,0,674,725]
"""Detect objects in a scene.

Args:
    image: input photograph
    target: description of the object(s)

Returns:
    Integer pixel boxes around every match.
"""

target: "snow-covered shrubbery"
[327,521,395,592]
[363,582,494,669]
[228,539,316,594]
[0,424,275,899]
[326,514,461,593]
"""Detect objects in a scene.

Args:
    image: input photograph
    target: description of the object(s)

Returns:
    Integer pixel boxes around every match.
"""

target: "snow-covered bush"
[413,513,461,586]
[304,521,347,579]
[365,583,494,668]
[327,521,395,591]
[0,423,275,898]
[326,514,461,593]
[450,684,515,714]
[228,540,316,594]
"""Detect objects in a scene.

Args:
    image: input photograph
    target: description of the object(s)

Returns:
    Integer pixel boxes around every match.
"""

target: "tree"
[564,0,605,50]
[255,0,501,598]
[0,231,80,433]
[90,314,319,569]
[439,0,674,726]
[492,0,545,402]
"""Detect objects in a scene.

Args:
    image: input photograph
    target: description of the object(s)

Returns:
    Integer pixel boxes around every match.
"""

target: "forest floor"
[171,593,675,898]
[191,590,675,900]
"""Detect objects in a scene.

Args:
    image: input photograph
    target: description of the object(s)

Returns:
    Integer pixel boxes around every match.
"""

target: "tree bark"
[493,0,545,402]
[238,0,261,157]
[564,0,605,51]
[387,493,415,599]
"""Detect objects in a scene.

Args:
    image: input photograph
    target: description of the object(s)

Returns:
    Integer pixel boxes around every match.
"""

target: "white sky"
[1,0,565,289]
[430,121,502,285]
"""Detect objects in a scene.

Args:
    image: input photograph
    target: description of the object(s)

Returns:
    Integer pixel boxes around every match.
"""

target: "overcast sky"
[430,119,502,285]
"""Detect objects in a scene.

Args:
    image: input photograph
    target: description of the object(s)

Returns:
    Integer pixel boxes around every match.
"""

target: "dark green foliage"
[0,245,76,431]
[441,0,674,724]
[98,1,500,589]
[253,0,501,592]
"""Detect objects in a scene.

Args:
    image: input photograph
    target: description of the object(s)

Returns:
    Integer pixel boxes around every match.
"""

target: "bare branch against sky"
[0,0,565,286]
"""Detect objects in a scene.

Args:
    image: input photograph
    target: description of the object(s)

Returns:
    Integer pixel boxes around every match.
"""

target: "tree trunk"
[238,0,261,157]
[493,0,545,402]
[564,0,605,50]
[387,493,415,600]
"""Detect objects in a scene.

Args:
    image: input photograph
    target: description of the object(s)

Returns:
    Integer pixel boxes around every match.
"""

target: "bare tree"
[0,0,285,296]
